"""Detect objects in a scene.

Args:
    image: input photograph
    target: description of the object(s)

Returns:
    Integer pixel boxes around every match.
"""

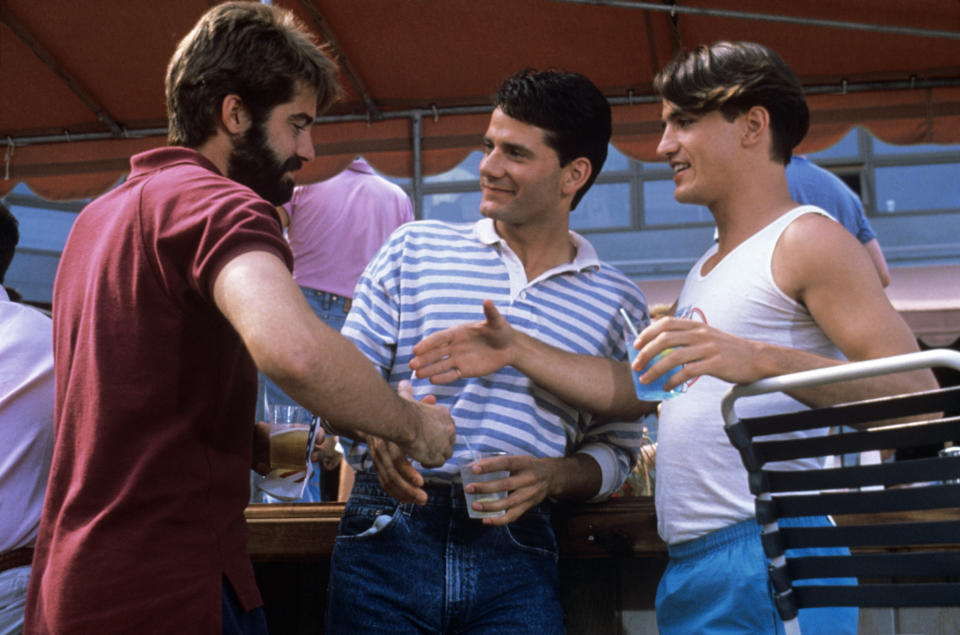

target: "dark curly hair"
[494,69,612,210]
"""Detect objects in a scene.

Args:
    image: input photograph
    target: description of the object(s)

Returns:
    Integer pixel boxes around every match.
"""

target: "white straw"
[619,308,640,338]
[462,435,479,463]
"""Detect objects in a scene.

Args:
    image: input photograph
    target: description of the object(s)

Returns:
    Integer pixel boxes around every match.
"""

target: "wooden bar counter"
[244,497,664,561]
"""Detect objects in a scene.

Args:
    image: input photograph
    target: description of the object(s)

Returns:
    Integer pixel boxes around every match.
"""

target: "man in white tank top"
[634,41,936,633]
[408,41,936,634]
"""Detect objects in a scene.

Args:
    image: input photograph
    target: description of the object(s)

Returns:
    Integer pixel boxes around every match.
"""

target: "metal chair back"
[721,349,960,635]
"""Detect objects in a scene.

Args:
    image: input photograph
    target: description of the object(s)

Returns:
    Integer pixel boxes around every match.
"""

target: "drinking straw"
[462,435,480,463]
[619,308,640,338]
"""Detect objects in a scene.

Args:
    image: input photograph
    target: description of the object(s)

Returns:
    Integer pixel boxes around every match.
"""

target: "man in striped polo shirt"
[324,70,652,634]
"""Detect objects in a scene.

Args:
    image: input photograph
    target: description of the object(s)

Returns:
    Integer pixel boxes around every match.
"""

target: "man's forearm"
[750,342,937,409]
[543,453,604,502]
[214,250,419,448]
[262,326,419,448]
[512,331,654,421]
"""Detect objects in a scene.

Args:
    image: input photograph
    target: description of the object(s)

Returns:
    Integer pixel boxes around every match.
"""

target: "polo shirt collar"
[473,217,601,274]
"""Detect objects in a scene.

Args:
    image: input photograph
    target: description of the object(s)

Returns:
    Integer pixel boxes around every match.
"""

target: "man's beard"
[227,122,302,206]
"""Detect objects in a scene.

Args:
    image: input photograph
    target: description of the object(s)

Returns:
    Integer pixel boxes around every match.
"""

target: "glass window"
[874,164,960,213]
[603,145,630,172]
[805,128,859,161]
[873,138,959,156]
[422,191,482,223]
[642,180,712,226]
[571,182,630,230]
[425,151,482,184]
[833,171,863,199]
[6,205,76,252]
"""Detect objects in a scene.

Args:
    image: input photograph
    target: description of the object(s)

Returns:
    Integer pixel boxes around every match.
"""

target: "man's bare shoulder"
[774,210,877,300]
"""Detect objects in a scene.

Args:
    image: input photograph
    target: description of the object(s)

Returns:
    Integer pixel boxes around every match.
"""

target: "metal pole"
[552,0,960,41]
[4,77,960,149]
[411,112,423,220]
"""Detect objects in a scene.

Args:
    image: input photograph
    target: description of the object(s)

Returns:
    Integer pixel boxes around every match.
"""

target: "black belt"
[0,547,34,572]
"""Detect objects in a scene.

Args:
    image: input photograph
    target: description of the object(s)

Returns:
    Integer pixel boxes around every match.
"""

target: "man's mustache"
[283,157,303,173]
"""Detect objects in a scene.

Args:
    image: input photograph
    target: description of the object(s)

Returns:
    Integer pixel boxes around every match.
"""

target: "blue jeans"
[221,578,267,635]
[325,473,565,634]
[0,565,29,635]
[656,517,858,634]
[254,287,351,503]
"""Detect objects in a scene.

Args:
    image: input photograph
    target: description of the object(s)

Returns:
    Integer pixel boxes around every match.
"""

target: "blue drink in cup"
[620,308,685,401]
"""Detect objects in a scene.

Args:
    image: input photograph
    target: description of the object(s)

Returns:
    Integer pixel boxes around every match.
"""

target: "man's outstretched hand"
[411,300,514,384]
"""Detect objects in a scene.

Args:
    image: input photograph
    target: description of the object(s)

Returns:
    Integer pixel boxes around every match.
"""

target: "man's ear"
[561,157,592,198]
[741,105,770,149]
[220,94,250,135]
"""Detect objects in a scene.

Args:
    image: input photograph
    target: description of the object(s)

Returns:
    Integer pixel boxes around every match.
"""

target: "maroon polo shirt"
[25,147,293,633]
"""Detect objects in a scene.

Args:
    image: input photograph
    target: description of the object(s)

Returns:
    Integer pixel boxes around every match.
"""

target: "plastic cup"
[268,405,312,470]
[459,452,508,519]
[627,335,684,401]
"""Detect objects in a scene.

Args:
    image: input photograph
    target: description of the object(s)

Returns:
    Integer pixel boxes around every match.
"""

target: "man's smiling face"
[477,107,569,228]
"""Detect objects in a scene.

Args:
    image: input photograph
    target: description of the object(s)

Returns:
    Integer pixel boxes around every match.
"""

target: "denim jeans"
[0,565,29,635]
[254,287,351,503]
[325,473,565,634]
[221,578,267,635]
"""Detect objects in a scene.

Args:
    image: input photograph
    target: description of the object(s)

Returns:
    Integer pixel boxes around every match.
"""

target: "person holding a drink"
[324,69,651,634]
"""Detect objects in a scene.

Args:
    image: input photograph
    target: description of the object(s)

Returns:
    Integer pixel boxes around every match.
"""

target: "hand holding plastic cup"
[620,309,685,401]
[459,451,509,519]
[268,405,314,470]
[259,404,319,501]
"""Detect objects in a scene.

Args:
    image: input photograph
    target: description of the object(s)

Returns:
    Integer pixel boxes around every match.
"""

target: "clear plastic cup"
[627,336,684,401]
[268,405,313,470]
[459,452,508,519]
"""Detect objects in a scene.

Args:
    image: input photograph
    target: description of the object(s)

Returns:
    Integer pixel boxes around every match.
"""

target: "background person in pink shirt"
[256,157,413,501]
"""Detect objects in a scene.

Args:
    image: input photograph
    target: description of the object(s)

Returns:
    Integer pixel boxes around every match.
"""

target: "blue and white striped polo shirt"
[341,218,650,498]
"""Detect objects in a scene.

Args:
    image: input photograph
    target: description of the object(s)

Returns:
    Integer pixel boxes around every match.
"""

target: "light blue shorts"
[656,517,858,634]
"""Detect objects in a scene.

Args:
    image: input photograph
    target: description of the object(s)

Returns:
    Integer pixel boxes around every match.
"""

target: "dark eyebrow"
[481,136,533,157]
[502,141,531,156]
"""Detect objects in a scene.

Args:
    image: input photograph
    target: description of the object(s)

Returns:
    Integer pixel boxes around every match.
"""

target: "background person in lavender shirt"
[0,202,54,635]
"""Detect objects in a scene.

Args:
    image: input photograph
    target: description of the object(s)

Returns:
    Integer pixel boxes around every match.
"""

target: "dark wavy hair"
[494,69,612,210]
[654,41,808,165]
[166,1,340,147]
